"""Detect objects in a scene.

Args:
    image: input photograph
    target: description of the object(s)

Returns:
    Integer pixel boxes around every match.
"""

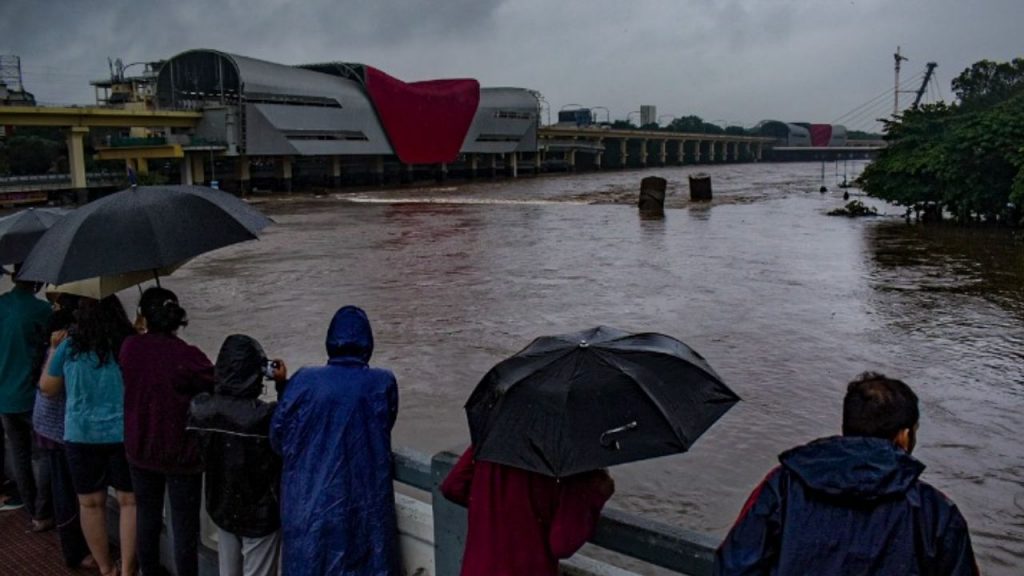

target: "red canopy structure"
[363,67,480,164]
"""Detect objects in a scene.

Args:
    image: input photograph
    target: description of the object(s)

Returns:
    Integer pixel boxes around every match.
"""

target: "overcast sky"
[1,0,1020,132]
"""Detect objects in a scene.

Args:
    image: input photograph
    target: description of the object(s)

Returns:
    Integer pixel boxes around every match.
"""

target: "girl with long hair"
[40,295,138,576]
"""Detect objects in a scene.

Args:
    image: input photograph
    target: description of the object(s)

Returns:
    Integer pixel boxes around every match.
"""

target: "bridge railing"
[406,447,718,576]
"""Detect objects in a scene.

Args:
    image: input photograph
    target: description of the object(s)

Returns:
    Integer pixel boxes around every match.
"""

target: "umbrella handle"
[600,421,638,451]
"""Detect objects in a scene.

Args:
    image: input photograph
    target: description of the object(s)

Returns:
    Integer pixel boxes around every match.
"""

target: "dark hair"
[70,295,134,366]
[842,372,919,440]
[139,287,188,334]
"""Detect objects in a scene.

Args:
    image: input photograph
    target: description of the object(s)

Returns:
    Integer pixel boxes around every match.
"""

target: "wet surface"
[5,162,1022,573]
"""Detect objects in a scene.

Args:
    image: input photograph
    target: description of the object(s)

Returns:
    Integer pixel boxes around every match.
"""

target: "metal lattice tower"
[0,54,25,91]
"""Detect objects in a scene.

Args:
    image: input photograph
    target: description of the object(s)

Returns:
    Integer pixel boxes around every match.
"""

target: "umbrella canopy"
[466,326,740,477]
[46,260,189,300]
[0,207,69,265]
[18,185,271,285]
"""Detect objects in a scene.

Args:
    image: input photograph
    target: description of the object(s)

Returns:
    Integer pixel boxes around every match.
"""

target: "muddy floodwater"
[8,162,1022,573]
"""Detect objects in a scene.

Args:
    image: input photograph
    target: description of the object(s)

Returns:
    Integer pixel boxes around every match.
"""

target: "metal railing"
[402,447,717,576]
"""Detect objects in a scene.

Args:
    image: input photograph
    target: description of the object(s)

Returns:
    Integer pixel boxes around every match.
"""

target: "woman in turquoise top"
[41,295,137,576]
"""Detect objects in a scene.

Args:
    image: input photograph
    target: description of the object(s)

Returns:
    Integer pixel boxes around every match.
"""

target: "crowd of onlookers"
[2,266,981,576]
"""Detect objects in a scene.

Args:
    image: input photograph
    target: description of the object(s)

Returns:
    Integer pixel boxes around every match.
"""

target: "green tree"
[952,58,1024,109]
[4,135,63,175]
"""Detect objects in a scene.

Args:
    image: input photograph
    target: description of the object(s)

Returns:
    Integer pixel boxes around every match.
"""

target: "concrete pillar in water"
[567,149,576,172]
[689,172,713,201]
[756,142,763,161]
[640,139,648,167]
[437,163,448,182]
[278,156,293,193]
[237,155,251,194]
[743,142,751,162]
[331,156,343,188]
[694,140,702,163]
[489,154,498,178]
[708,141,717,163]
[595,152,603,170]
[677,140,686,165]
[638,176,666,217]
[468,154,478,178]
[374,155,385,185]
[619,139,628,168]
[509,153,518,178]
[191,153,206,185]
[180,155,193,186]
[658,140,667,166]
[533,151,541,174]
[66,126,89,203]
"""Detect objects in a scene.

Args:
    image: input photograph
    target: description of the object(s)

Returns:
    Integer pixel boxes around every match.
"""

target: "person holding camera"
[119,287,215,576]
[187,334,287,576]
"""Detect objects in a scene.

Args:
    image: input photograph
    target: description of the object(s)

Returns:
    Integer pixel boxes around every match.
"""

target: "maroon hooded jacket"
[441,446,614,576]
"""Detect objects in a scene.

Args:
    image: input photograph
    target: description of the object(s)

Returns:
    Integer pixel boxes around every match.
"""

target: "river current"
[7,162,1022,573]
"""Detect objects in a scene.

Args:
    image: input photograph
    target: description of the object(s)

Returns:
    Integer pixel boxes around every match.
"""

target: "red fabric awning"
[809,124,833,147]
[363,67,480,164]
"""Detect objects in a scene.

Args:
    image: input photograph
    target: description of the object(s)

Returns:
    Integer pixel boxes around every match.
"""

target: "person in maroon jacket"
[441,445,615,576]
[119,287,215,576]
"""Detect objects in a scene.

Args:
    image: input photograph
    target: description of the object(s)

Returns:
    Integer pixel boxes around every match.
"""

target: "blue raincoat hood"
[326,306,374,362]
[780,436,925,500]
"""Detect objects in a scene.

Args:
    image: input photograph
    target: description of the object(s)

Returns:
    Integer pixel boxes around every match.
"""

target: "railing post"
[431,450,467,576]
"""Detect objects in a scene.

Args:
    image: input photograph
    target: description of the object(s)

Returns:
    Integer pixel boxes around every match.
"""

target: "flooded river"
[8,162,1023,573]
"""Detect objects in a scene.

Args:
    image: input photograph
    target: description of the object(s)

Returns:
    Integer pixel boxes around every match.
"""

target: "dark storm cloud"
[1,0,1020,131]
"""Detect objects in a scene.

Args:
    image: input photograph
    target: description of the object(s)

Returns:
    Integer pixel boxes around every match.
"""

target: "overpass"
[0,105,202,192]
[538,126,773,169]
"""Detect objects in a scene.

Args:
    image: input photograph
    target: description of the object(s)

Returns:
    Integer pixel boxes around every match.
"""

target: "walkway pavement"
[0,509,83,575]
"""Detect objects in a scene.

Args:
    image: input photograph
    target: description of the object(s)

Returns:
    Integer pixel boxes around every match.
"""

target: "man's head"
[842,372,920,453]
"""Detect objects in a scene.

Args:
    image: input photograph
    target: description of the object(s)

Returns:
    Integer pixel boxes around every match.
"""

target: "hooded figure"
[714,436,978,575]
[188,335,281,537]
[270,306,399,576]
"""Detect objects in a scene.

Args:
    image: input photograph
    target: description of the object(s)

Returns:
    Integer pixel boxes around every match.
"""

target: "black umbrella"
[0,207,69,265]
[466,326,740,477]
[18,185,272,285]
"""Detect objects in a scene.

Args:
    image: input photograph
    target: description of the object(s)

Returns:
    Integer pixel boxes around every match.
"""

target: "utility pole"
[894,46,909,116]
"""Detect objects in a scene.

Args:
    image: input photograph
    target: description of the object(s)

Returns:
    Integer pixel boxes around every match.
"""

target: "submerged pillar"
[534,151,542,174]
[640,139,648,167]
[437,163,448,182]
[468,154,478,179]
[658,140,667,166]
[595,151,603,170]
[567,149,576,172]
[191,153,206,185]
[374,155,385,185]
[180,155,193,186]
[619,139,628,168]
[277,156,293,193]
[489,154,498,178]
[708,141,717,163]
[331,156,343,188]
[236,155,251,194]
[677,140,686,165]
[756,142,763,161]
[694,140,703,163]
[509,153,518,178]
[67,126,89,203]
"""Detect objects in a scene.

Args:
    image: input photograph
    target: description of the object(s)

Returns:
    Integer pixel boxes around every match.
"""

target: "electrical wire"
[832,70,925,124]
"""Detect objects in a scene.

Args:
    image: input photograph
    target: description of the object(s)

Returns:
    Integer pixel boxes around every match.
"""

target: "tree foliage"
[861,58,1024,226]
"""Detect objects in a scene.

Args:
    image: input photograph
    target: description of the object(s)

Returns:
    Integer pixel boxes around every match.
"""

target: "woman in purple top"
[119,287,215,576]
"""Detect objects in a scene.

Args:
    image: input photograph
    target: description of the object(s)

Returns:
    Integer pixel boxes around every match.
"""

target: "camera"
[262,360,281,380]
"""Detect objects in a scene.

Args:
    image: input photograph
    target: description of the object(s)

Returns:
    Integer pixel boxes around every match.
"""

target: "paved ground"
[0,509,84,575]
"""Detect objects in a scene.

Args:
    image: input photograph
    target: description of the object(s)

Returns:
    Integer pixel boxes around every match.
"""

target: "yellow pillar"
[66,127,89,191]
[191,154,206,184]
[136,158,149,176]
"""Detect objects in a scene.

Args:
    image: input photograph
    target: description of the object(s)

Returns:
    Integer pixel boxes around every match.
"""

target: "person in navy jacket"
[715,372,978,576]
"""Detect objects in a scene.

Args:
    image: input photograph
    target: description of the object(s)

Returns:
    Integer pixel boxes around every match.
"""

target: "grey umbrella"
[18,185,272,285]
[0,207,69,265]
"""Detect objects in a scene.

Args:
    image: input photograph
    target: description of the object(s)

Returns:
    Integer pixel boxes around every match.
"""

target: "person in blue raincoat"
[270,306,399,576]
[714,372,978,576]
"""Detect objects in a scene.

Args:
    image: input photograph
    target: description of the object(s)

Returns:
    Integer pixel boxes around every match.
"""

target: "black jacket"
[715,436,978,575]
[187,334,281,538]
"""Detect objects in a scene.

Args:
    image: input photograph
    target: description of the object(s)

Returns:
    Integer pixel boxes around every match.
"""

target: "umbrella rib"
[594,341,724,385]
[591,349,690,447]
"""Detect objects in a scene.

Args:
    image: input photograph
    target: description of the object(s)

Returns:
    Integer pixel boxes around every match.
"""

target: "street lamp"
[626,111,641,127]
[590,106,611,124]
[658,114,676,127]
